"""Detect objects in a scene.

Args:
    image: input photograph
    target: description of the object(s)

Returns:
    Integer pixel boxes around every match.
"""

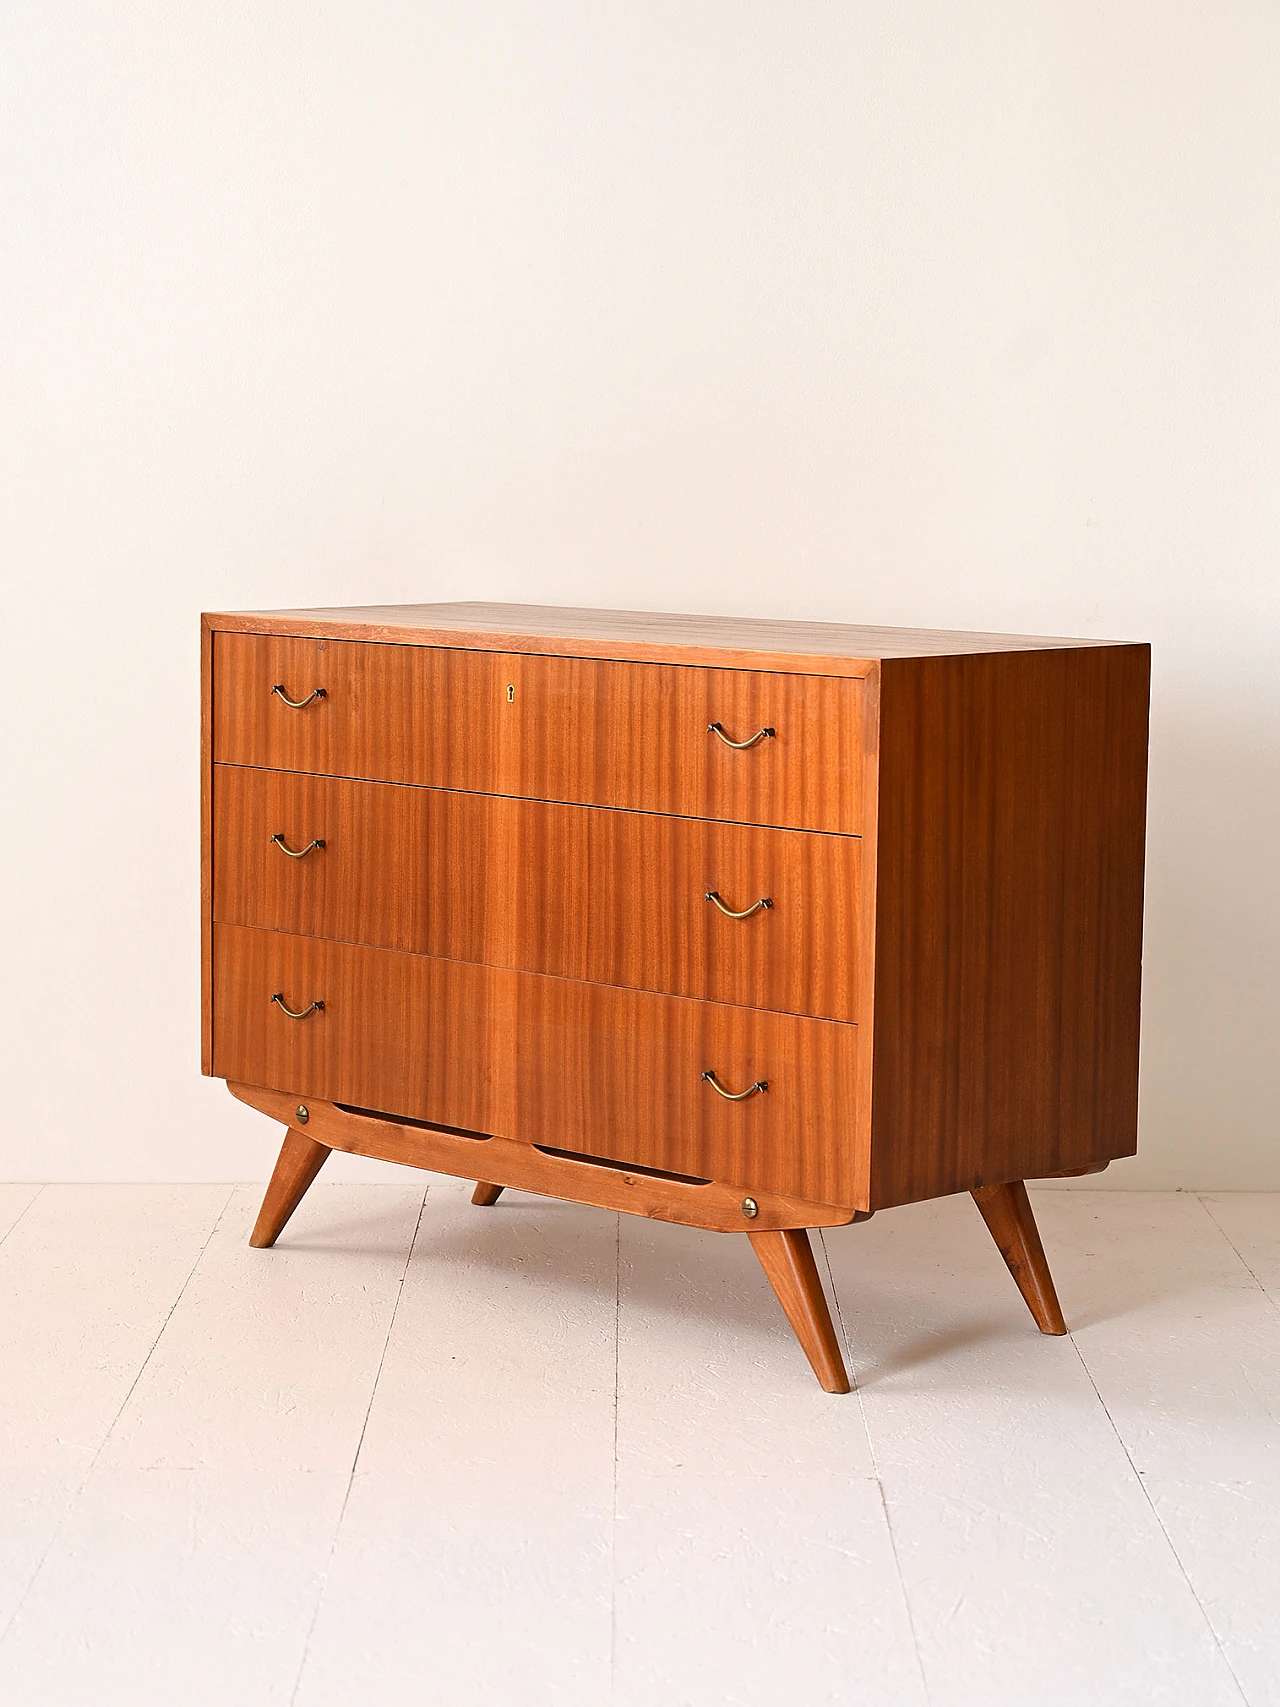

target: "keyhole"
[506,684,515,703]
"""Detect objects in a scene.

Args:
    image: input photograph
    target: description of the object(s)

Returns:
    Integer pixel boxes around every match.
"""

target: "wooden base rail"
[228,1082,857,1235]
[235,1084,1072,1392]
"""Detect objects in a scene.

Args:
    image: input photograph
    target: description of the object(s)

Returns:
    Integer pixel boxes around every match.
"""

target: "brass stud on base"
[295,1104,309,1125]
[742,1197,759,1219]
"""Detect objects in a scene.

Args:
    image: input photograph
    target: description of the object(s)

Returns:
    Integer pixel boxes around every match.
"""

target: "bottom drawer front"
[213,924,509,1137]
[212,926,862,1206]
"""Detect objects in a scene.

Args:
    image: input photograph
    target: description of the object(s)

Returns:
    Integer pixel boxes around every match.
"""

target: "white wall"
[1,2,1277,1186]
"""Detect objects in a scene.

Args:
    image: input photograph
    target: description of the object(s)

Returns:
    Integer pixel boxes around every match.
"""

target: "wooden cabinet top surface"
[203,600,1132,675]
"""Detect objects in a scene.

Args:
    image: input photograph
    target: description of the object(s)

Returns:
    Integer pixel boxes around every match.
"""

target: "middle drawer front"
[214,765,862,1022]
[212,924,862,1207]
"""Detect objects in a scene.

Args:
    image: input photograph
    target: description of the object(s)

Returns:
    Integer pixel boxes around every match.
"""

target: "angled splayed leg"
[971,1180,1068,1335]
[749,1228,851,1394]
[250,1127,331,1248]
[471,1182,504,1207]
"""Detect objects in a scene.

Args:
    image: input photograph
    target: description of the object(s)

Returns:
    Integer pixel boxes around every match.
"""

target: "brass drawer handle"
[706,889,772,920]
[271,684,327,709]
[702,1069,768,1100]
[708,721,774,750]
[270,993,325,1020]
[271,834,326,859]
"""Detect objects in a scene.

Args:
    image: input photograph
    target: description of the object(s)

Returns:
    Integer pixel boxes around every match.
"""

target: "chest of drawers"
[201,603,1150,1392]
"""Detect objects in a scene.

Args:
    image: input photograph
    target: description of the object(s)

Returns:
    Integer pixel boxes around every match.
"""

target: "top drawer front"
[213,633,864,833]
[213,633,507,798]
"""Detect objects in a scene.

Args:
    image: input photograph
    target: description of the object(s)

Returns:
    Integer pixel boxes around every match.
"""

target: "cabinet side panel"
[201,616,215,1074]
[869,645,1150,1208]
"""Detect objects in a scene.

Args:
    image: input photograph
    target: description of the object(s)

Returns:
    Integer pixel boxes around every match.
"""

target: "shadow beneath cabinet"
[266,1184,1262,1409]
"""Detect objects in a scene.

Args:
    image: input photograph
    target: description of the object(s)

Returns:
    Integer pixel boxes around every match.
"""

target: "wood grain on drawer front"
[511,651,863,834]
[212,924,864,1206]
[212,632,863,832]
[213,766,861,1021]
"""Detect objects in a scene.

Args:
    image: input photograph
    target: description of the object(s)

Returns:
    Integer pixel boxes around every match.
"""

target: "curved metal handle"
[707,721,774,750]
[705,890,773,920]
[701,1069,768,1101]
[271,684,327,709]
[270,993,325,1020]
[271,834,326,859]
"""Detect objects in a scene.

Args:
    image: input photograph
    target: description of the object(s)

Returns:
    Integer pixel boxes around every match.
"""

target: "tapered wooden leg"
[749,1228,850,1394]
[471,1181,504,1207]
[250,1127,331,1249]
[971,1180,1068,1335]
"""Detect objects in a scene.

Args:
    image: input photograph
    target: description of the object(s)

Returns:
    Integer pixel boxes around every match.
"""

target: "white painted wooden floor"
[1,1182,1277,1707]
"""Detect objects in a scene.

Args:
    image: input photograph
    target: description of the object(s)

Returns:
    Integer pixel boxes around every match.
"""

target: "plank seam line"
[1196,1194,1280,1320]
[1067,1333,1251,1705]
[818,1229,933,1707]
[0,1183,237,1650]
[0,1184,45,1254]
[289,1182,429,1706]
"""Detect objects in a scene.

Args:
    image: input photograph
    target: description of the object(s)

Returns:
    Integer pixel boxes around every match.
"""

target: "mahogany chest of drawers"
[201,603,1150,1391]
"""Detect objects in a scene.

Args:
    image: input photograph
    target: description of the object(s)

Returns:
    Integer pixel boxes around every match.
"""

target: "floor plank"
[826,1194,1246,1707]
[0,1184,422,1707]
[0,1469,347,1707]
[2,1185,1277,1706]
[1200,1192,1280,1302]
[612,1217,925,1707]
[99,1183,425,1473]
[0,1185,231,1637]
[293,1183,617,1707]
[1039,1191,1280,1707]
